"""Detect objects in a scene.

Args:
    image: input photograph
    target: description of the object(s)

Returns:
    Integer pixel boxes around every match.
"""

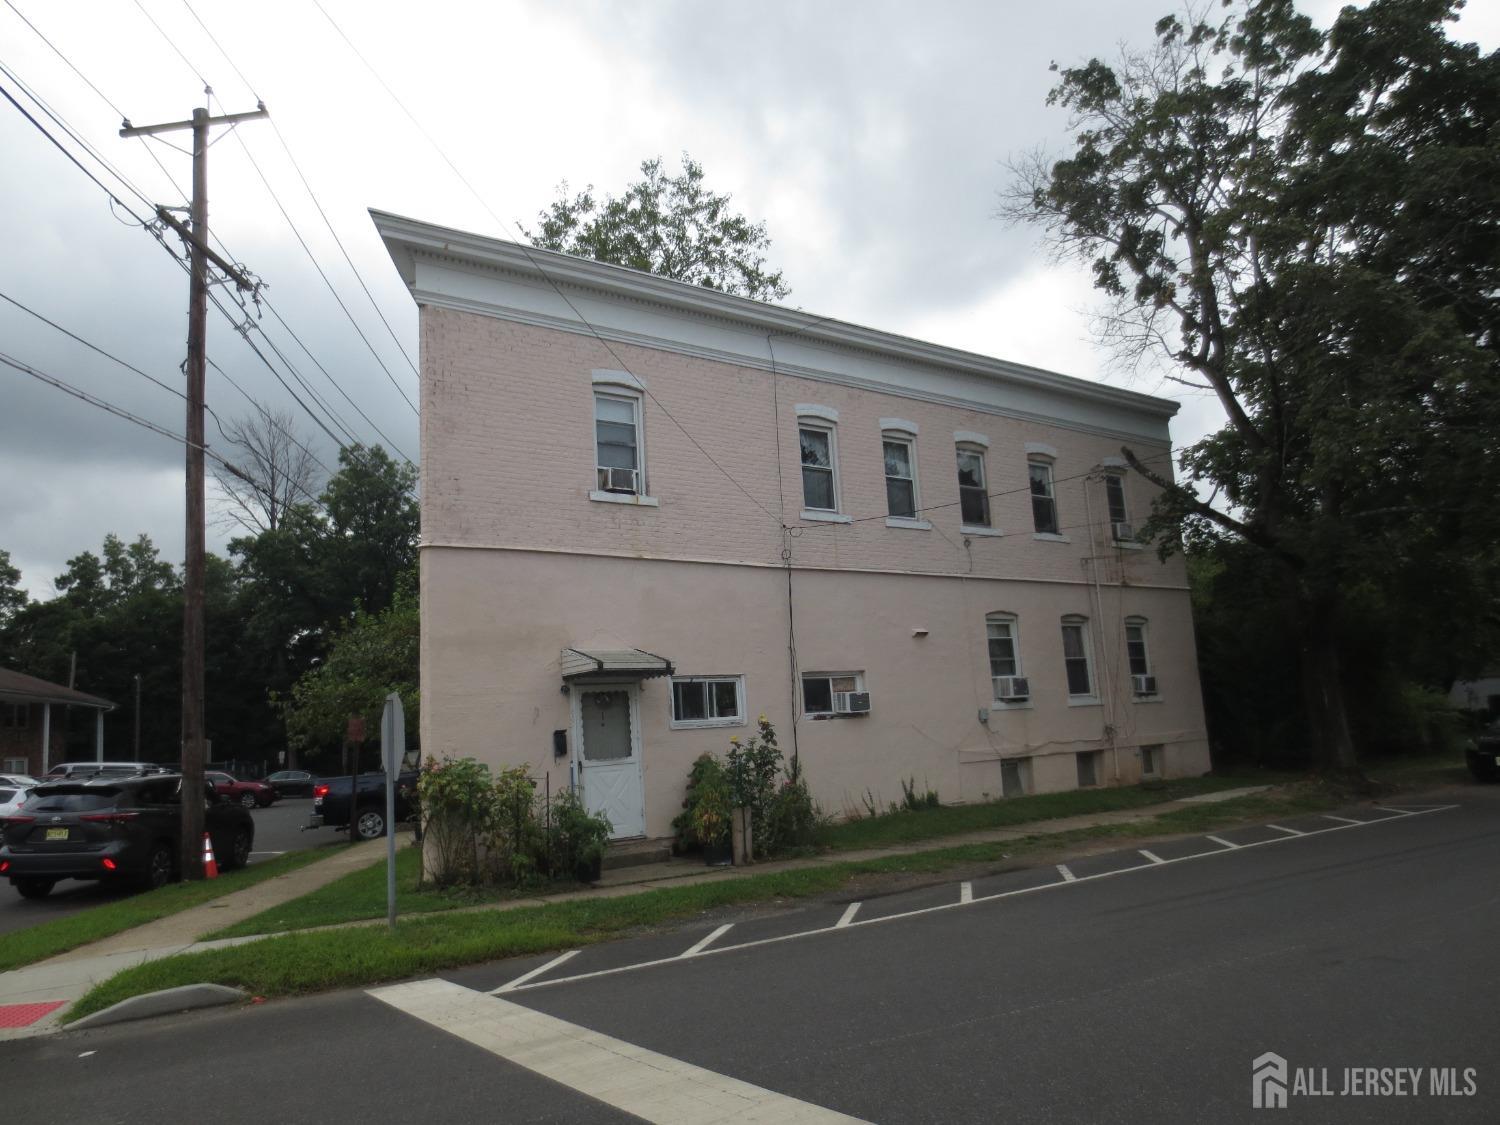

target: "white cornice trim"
[371,210,1182,430]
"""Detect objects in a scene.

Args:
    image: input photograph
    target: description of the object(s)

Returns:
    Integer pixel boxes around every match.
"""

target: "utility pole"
[121,95,266,880]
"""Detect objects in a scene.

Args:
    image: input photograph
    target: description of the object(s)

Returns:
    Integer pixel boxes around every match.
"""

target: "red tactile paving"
[0,1001,65,1028]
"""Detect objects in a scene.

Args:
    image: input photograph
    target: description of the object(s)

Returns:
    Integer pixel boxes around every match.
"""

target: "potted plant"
[550,789,612,883]
[692,765,734,866]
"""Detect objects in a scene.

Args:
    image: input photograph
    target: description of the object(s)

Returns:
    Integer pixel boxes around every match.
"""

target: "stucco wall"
[421,547,1211,839]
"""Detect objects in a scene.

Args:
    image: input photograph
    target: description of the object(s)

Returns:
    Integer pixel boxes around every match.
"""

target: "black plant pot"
[702,842,733,867]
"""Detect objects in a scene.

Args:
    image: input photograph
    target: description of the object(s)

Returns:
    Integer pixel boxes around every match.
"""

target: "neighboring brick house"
[0,668,115,776]
[374,210,1212,840]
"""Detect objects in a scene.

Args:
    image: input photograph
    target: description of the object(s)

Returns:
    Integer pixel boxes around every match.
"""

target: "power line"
[130,0,210,90]
[0,349,252,485]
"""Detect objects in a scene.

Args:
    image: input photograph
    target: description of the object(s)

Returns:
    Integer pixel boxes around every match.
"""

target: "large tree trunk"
[1298,598,1360,778]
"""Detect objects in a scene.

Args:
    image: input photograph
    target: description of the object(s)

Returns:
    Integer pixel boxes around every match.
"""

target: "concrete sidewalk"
[0,786,1273,1039]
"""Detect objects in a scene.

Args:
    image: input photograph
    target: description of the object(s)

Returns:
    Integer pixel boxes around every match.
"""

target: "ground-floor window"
[669,676,745,728]
[802,672,864,717]
[3,757,28,774]
[1076,750,1100,788]
[1141,744,1162,777]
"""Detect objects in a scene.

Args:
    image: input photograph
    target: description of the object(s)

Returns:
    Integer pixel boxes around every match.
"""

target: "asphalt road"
[0,797,326,935]
[6,787,1497,1123]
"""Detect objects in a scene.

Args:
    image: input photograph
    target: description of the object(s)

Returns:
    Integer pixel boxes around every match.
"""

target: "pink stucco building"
[375,211,1211,841]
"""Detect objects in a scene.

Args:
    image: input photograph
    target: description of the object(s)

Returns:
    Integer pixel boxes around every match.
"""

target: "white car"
[0,774,36,788]
[0,784,33,818]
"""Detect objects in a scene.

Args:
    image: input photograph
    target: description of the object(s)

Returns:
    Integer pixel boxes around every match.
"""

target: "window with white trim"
[1001,757,1030,796]
[802,671,863,717]
[594,390,643,495]
[1029,459,1058,534]
[1125,617,1158,696]
[883,433,917,518]
[800,424,838,512]
[669,676,745,728]
[957,447,990,527]
[1141,744,1162,777]
[986,613,1026,702]
[1105,473,1128,527]
[1060,616,1095,698]
[1076,749,1101,787]
[3,757,27,775]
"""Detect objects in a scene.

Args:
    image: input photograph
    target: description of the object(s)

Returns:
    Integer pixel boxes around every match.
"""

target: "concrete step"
[602,838,674,871]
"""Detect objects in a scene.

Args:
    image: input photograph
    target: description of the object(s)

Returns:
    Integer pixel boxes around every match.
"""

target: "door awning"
[560,647,674,682]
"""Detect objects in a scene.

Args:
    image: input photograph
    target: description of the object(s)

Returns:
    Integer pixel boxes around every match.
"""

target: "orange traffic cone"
[201,832,219,879]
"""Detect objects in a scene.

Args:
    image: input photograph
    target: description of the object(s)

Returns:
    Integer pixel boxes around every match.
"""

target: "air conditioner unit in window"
[832,691,871,715]
[1132,674,1158,696]
[597,466,638,494]
[1112,521,1135,542]
[995,676,1030,702]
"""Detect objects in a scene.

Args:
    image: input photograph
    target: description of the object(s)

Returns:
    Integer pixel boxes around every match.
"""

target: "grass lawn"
[0,846,339,974]
[69,782,1351,1022]
[215,772,1291,939]
[815,771,1291,850]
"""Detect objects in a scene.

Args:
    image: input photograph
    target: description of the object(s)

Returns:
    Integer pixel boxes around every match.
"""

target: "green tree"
[523,154,791,301]
[0,549,26,628]
[283,575,419,763]
[1008,0,1500,773]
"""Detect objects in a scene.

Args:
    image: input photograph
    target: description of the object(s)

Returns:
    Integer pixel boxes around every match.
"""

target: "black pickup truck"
[308,770,420,840]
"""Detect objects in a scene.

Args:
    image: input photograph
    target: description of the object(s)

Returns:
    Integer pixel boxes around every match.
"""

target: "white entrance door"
[576,685,645,839]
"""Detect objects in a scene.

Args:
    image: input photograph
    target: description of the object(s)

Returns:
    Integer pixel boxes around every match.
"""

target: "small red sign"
[347,716,366,743]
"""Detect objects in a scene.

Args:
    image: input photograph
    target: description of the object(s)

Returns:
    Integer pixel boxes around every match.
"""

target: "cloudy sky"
[2,0,1495,598]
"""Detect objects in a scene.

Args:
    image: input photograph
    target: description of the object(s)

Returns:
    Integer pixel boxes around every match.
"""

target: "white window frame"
[1076,749,1101,788]
[801,671,864,718]
[591,387,657,505]
[1029,457,1060,536]
[956,445,993,531]
[1141,744,1163,778]
[668,675,747,730]
[1105,473,1129,528]
[882,427,921,524]
[1000,756,1031,797]
[798,421,842,518]
[1125,617,1160,699]
[1060,615,1098,703]
[986,612,1029,709]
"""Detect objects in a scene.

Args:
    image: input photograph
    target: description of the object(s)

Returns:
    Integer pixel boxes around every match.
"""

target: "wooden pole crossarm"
[154,207,255,292]
[119,103,268,138]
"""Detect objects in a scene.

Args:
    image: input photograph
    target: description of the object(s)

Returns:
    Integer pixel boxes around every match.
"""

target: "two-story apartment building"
[375,211,1211,841]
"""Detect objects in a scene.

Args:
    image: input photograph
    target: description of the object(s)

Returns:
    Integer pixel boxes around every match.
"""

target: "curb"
[67,984,248,1030]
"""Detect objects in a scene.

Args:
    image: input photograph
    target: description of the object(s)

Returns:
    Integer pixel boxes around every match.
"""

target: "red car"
[206,771,277,809]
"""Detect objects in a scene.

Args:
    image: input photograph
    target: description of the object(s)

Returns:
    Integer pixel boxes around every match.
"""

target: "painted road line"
[1206,835,1241,849]
[1138,849,1165,865]
[1056,864,1077,882]
[681,924,734,958]
[370,979,867,1124]
[1322,815,1364,825]
[1266,824,1305,836]
[960,881,973,904]
[492,949,578,994]
[498,805,1460,997]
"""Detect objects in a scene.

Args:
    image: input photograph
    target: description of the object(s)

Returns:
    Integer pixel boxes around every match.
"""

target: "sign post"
[379,693,405,931]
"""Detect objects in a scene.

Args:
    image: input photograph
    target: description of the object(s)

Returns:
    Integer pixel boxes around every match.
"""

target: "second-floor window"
[1029,459,1058,534]
[800,425,837,511]
[957,448,990,527]
[884,436,917,518]
[595,391,641,494]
